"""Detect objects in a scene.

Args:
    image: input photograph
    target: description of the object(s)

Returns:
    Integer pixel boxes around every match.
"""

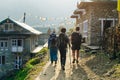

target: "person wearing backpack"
[57,27,70,70]
[48,31,58,66]
[71,27,82,64]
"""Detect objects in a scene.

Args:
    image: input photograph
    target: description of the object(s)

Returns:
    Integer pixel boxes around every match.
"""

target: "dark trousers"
[59,47,67,66]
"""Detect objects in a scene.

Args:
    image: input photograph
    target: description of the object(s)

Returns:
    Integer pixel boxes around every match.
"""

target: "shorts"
[71,44,81,50]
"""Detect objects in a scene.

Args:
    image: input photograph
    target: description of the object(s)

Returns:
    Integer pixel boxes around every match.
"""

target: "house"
[71,1,117,49]
[0,18,42,78]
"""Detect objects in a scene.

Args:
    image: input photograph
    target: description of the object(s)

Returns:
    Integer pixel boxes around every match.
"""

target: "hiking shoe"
[72,59,76,63]
[76,60,79,64]
[61,65,65,70]
[62,67,65,70]
[51,61,53,65]
[55,61,57,64]
[62,66,65,70]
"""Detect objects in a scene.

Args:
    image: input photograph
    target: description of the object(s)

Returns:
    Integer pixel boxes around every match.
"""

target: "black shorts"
[71,44,81,50]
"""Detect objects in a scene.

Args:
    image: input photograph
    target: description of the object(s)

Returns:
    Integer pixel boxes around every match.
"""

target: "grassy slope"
[84,51,120,79]
[3,47,48,80]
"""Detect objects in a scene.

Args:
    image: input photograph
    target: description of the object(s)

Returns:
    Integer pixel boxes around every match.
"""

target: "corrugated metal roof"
[74,9,86,15]
[0,18,42,35]
[11,18,42,35]
[78,1,117,9]
[32,42,48,53]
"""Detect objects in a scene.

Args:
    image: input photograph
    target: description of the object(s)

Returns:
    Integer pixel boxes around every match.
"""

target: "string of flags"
[18,12,75,28]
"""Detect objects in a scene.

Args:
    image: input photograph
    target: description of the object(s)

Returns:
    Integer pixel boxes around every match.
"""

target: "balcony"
[12,46,23,52]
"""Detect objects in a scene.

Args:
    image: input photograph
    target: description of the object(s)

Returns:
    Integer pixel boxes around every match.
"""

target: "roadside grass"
[3,47,48,80]
[25,53,49,80]
[111,63,120,78]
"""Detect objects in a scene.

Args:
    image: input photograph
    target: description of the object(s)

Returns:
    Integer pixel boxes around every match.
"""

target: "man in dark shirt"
[71,27,82,64]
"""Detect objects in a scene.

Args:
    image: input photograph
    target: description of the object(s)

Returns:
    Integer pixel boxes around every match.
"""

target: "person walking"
[71,27,82,64]
[48,30,58,66]
[57,27,70,70]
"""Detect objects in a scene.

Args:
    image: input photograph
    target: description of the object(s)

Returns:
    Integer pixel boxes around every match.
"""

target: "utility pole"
[23,12,26,23]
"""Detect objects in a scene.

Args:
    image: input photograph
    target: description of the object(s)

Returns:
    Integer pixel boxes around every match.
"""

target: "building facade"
[71,1,117,47]
[0,18,42,78]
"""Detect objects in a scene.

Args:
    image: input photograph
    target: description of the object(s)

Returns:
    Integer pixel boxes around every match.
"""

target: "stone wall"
[76,2,117,46]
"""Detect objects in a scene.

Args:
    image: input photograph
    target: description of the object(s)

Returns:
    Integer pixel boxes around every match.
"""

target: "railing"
[12,47,23,52]
[31,41,48,53]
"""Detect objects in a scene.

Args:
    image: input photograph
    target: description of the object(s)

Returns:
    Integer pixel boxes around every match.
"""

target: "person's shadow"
[39,63,55,80]
[70,64,88,80]
[55,70,65,80]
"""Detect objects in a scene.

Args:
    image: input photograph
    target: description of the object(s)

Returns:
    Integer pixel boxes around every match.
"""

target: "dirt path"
[35,50,105,80]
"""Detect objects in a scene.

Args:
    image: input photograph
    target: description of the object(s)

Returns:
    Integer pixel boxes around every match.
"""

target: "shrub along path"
[35,49,120,80]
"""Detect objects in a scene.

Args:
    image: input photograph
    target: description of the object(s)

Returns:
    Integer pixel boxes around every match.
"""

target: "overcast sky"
[0,0,80,21]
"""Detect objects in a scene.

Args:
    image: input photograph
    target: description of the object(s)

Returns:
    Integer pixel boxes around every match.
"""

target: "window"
[0,41,8,49]
[0,42,3,48]
[5,24,8,31]
[5,42,7,47]
[99,18,117,36]
[83,20,88,37]
[14,56,22,69]
[12,39,17,46]
[18,40,22,46]
[103,20,113,30]
[0,56,5,65]
[12,39,23,47]
[9,24,13,31]
[4,23,13,32]
[0,25,4,31]
[2,56,5,64]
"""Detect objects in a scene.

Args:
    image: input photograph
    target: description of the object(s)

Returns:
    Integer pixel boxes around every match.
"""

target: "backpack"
[71,32,82,45]
[57,33,68,48]
[48,33,57,48]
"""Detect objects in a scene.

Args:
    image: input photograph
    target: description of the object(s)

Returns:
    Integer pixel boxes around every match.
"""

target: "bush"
[117,52,120,59]
[36,47,48,57]
[29,57,40,65]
